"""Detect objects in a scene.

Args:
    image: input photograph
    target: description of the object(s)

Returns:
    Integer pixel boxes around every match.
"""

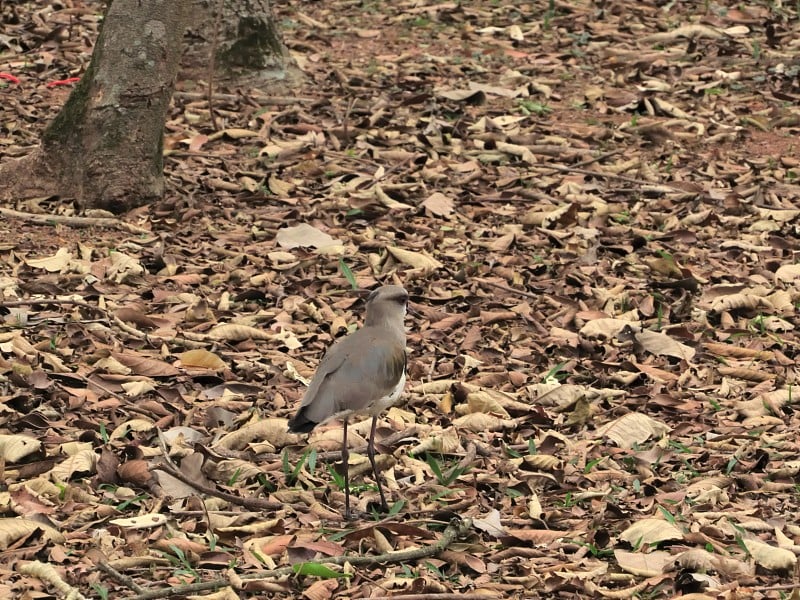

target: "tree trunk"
[0,0,191,214]
[182,0,299,86]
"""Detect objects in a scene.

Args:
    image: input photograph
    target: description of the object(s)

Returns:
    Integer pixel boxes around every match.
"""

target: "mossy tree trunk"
[0,0,191,214]
[0,0,295,214]
[182,0,299,86]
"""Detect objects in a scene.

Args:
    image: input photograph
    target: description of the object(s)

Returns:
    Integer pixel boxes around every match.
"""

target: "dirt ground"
[1,0,800,598]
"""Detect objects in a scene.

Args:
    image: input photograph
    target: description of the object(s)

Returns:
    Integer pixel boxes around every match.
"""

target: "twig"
[538,148,620,172]
[153,431,285,511]
[0,298,105,309]
[475,278,542,301]
[173,91,316,105]
[456,441,477,472]
[127,518,472,600]
[0,296,208,349]
[250,93,318,105]
[0,207,149,234]
[530,162,679,188]
[97,562,145,594]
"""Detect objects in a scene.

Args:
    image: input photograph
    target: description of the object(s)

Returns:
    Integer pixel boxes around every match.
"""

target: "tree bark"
[182,0,299,86]
[0,0,296,214]
[0,0,191,213]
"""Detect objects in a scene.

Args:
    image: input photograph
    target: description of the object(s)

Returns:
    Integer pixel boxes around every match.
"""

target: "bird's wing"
[299,330,405,426]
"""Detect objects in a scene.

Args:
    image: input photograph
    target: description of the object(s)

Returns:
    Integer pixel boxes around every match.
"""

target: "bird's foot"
[343,507,364,522]
[366,499,390,515]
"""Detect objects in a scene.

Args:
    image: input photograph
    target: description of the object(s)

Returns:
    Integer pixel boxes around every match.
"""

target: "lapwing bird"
[288,285,409,519]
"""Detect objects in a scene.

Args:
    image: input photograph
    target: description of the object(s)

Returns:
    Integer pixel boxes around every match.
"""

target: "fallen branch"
[97,562,145,594]
[0,296,208,349]
[153,431,285,512]
[121,518,473,600]
[0,207,150,234]
[475,278,542,301]
[529,162,680,188]
[173,91,317,105]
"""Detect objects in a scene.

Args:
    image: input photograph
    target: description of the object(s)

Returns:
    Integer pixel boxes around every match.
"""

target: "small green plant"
[429,487,460,503]
[338,259,358,290]
[425,454,468,486]
[734,533,748,556]
[91,584,109,600]
[257,473,277,493]
[397,564,419,578]
[423,560,460,583]
[116,494,149,511]
[658,504,677,524]
[655,296,664,331]
[377,499,405,519]
[543,0,555,29]
[283,448,313,486]
[543,362,567,383]
[584,457,604,474]
[518,99,552,116]
[575,540,614,558]
[611,210,631,224]
[560,491,577,508]
[327,464,347,491]
[293,562,352,579]
[750,314,768,335]
[227,468,243,486]
[162,544,199,580]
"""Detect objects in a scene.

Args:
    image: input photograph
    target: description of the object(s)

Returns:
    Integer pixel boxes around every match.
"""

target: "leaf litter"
[2,0,800,598]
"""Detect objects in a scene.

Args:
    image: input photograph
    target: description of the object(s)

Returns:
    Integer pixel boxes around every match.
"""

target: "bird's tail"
[288,408,317,433]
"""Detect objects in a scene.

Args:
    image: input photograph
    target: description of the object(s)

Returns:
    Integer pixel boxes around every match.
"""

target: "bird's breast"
[367,371,407,416]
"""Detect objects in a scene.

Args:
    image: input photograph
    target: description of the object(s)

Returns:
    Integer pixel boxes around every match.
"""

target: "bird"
[288,285,409,520]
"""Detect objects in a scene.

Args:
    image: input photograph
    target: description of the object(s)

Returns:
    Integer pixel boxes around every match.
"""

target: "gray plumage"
[288,285,409,519]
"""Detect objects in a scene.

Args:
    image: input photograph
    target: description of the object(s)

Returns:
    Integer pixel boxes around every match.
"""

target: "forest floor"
[2,0,800,598]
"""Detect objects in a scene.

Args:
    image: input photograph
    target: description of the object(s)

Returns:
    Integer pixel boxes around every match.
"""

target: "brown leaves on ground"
[2,0,800,598]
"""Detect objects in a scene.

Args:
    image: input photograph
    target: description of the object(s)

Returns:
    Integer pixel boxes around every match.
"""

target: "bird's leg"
[368,415,389,512]
[342,418,352,520]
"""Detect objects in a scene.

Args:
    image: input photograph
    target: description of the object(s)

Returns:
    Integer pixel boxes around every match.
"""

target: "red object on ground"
[0,73,21,84]
[46,77,80,88]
